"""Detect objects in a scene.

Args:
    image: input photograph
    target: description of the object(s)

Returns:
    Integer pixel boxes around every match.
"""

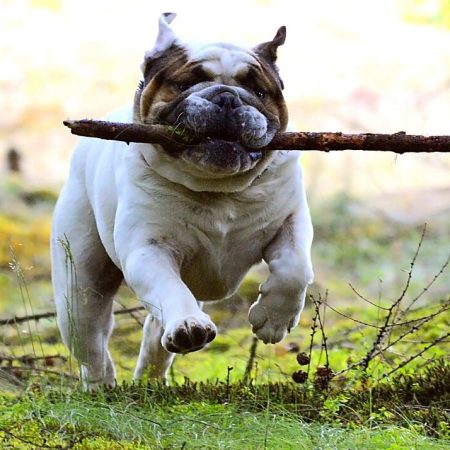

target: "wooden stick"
[63,119,450,153]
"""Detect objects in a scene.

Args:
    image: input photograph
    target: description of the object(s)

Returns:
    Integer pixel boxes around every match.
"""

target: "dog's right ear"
[141,12,178,74]
[254,26,286,64]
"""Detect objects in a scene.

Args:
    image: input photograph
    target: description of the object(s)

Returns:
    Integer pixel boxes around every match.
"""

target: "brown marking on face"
[235,58,288,132]
[134,44,189,123]
[135,40,288,137]
[166,61,215,88]
[136,54,221,125]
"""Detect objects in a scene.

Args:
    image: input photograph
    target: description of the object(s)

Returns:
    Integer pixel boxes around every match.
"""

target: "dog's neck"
[132,142,294,194]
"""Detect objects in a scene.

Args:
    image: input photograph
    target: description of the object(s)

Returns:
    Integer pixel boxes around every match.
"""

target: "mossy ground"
[0,177,448,448]
[0,363,449,448]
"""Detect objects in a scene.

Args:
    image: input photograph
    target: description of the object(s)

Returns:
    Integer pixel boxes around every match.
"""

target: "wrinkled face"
[134,15,288,178]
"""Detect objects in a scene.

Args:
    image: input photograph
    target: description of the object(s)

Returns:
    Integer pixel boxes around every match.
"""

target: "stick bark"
[63,119,450,153]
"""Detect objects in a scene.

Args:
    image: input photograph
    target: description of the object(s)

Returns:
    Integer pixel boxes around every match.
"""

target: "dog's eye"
[176,82,194,92]
[255,90,266,100]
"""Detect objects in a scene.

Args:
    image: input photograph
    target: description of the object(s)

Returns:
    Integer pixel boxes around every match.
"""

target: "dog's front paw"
[162,315,217,354]
[248,288,304,344]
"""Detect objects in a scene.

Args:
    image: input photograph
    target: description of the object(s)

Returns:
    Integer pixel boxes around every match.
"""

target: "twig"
[4,366,79,380]
[322,302,385,328]
[0,306,146,326]
[360,226,427,370]
[243,336,258,383]
[226,366,233,402]
[63,120,450,153]
[1,428,62,449]
[348,283,390,311]
[335,298,450,376]
[391,300,450,328]
[399,251,450,319]
[115,299,145,327]
[0,311,56,326]
[312,292,330,369]
[306,294,320,377]
[379,331,450,380]
[0,353,67,365]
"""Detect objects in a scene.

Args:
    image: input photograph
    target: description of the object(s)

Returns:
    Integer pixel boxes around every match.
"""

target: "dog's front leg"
[248,204,314,344]
[117,240,216,356]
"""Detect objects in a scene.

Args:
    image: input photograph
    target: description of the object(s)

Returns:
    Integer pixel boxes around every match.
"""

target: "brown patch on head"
[239,58,288,132]
[250,26,289,132]
[134,44,189,123]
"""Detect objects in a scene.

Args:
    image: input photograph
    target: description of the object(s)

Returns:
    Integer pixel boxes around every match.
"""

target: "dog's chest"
[176,193,285,300]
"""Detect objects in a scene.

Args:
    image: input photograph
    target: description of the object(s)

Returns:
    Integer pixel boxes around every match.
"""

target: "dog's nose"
[212,92,243,111]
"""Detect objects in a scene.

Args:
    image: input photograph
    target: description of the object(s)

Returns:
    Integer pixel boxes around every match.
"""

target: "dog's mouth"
[159,137,263,175]
[156,117,269,175]
[150,85,280,175]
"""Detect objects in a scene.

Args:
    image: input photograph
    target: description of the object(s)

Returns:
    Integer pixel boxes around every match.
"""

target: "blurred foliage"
[310,191,449,298]
[29,0,61,11]
[402,0,450,29]
[0,215,51,273]
[0,177,53,277]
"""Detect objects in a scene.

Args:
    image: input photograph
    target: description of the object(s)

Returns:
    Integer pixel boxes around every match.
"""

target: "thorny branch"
[0,353,67,366]
[63,119,450,153]
[311,292,330,369]
[379,331,450,380]
[324,227,450,377]
[0,305,146,326]
[306,296,320,378]
[333,297,450,376]
[359,225,427,370]
[398,251,450,319]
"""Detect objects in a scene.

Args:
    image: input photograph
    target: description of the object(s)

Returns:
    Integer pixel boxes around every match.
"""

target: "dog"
[51,13,314,390]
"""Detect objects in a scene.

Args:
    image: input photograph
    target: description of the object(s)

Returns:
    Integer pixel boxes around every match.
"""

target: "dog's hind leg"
[133,315,175,381]
[133,302,206,381]
[51,182,123,390]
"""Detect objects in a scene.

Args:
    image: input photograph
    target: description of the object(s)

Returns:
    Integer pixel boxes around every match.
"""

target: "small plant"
[289,225,449,390]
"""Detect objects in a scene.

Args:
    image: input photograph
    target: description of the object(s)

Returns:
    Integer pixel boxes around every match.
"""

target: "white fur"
[144,12,178,61]
[187,42,258,83]
[52,46,313,391]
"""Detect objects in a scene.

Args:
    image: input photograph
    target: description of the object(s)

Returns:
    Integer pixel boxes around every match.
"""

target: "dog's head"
[134,13,289,190]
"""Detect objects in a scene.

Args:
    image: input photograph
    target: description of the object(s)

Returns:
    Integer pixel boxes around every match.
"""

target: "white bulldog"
[51,13,314,389]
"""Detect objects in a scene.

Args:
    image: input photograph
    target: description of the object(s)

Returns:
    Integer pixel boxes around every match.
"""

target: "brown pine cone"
[296,352,310,365]
[292,370,308,383]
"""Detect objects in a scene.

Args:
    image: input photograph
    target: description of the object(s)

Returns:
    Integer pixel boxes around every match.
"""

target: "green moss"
[0,375,448,448]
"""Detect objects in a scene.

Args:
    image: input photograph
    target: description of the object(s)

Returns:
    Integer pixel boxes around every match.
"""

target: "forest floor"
[0,176,448,449]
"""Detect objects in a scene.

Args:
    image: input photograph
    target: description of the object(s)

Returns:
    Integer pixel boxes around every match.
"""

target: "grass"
[1,377,449,449]
[1,304,448,448]
[0,178,449,448]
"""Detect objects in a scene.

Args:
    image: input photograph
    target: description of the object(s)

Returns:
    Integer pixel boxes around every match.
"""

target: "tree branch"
[63,119,450,153]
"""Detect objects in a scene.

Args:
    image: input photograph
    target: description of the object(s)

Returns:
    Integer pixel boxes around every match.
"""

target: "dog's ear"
[141,12,178,74]
[254,26,286,63]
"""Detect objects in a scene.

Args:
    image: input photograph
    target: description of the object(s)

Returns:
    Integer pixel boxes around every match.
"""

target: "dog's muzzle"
[157,84,280,174]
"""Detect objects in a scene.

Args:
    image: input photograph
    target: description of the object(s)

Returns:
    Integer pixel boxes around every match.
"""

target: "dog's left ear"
[254,26,286,63]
